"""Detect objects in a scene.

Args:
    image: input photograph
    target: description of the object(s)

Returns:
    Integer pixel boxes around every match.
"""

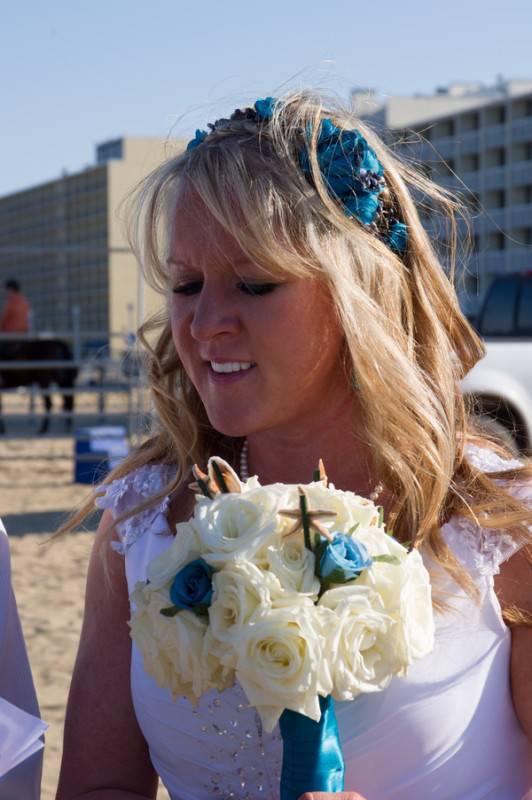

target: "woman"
[57,92,532,799]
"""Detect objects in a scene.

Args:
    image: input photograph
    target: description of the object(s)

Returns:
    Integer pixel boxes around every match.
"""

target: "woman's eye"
[172,281,203,296]
[237,282,278,296]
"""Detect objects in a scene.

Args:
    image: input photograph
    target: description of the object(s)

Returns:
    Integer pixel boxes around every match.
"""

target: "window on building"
[485,147,506,167]
[512,97,532,119]
[485,105,506,126]
[461,111,480,131]
[511,227,532,247]
[433,118,455,138]
[461,153,480,172]
[435,158,455,177]
[485,189,506,209]
[479,276,519,336]
[511,141,532,162]
[486,231,506,251]
[512,184,532,205]
[517,277,532,332]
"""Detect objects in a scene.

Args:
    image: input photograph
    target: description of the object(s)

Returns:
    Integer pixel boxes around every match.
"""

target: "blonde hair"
[62,90,532,616]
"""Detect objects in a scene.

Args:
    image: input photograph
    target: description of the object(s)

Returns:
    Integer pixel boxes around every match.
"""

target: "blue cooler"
[74,425,129,484]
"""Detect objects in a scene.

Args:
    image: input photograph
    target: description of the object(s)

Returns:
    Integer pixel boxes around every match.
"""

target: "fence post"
[72,305,81,362]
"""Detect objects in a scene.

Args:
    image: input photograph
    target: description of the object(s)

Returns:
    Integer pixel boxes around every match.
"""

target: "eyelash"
[172,281,279,297]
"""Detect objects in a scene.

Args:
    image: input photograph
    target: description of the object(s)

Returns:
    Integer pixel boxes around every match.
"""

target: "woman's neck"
[244,395,380,498]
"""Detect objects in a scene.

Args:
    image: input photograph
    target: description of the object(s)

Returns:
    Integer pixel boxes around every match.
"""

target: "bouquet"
[130,457,435,800]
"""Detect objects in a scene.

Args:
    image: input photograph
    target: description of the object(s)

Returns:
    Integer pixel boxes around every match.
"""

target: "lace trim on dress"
[94,463,177,554]
[443,444,532,577]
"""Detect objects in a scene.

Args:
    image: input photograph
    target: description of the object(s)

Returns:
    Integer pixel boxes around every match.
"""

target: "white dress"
[96,445,532,800]
[0,520,44,800]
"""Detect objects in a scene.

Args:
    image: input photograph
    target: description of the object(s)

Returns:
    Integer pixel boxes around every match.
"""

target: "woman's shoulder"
[442,441,531,579]
[94,462,178,554]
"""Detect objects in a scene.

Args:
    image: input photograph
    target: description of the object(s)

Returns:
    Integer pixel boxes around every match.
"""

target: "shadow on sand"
[3,509,100,536]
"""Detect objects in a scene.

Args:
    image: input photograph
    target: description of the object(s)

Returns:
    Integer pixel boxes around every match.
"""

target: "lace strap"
[445,444,532,577]
[94,463,176,554]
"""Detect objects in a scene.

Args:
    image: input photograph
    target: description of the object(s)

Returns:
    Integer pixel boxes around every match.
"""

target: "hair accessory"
[186,97,408,254]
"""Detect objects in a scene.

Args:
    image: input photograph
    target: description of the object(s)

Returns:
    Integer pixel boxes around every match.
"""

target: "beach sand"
[3,436,170,800]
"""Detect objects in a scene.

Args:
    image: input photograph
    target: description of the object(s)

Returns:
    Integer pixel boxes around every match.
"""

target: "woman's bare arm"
[495,547,532,741]
[56,509,159,800]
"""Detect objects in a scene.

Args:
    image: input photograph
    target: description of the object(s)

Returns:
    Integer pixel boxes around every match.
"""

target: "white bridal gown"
[0,521,44,799]
[96,445,532,800]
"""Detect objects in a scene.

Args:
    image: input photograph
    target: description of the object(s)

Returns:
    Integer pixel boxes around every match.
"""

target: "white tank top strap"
[94,463,176,554]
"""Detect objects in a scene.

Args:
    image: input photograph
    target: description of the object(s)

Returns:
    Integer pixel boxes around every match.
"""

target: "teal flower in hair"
[300,118,385,227]
[254,96,277,120]
[187,129,208,151]
[185,97,408,255]
[387,221,408,254]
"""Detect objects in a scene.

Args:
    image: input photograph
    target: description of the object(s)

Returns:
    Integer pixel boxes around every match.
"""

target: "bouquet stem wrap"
[279,695,345,800]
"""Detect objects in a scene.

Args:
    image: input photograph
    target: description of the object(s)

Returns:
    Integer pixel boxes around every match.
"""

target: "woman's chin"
[207,415,255,440]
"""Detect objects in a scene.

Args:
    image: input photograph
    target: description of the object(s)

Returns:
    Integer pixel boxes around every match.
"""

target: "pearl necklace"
[239,439,384,502]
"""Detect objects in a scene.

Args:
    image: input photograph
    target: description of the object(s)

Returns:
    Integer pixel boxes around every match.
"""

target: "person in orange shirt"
[0,280,30,334]
[0,280,31,362]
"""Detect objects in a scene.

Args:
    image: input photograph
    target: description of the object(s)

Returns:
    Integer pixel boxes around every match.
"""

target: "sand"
[3,435,170,800]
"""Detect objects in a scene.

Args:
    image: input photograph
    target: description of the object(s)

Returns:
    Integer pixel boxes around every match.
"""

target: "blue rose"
[169,558,215,611]
[186,129,208,152]
[317,534,373,586]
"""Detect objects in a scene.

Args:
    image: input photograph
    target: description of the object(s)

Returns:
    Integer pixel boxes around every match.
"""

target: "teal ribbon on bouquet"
[279,695,345,800]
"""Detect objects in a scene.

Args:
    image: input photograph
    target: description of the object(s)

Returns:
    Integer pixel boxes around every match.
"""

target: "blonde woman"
[57,93,532,800]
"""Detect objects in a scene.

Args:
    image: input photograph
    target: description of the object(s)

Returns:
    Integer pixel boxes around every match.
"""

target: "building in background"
[354,78,532,314]
[0,137,184,350]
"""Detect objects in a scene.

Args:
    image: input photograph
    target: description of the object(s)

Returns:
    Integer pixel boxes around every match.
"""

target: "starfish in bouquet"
[279,481,337,549]
[188,461,241,498]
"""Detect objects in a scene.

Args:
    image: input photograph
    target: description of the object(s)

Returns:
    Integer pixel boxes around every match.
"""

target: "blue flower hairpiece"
[185,97,408,255]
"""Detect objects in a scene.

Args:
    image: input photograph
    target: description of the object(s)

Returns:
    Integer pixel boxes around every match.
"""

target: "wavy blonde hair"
[62,90,531,615]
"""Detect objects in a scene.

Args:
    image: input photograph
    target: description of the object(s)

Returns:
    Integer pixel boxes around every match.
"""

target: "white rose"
[354,538,435,665]
[304,483,381,537]
[233,605,332,733]
[145,522,201,589]
[318,584,400,701]
[208,562,283,647]
[394,549,435,662]
[193,492,279,567]
[129,582,228,703]
[266,538,320,597]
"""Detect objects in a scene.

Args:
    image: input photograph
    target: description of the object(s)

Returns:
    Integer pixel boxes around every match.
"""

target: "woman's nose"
[189,286,241,342]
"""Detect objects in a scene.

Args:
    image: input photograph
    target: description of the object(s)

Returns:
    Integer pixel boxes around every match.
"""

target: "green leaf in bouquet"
[313,538,329,577]
[372,554,401,565]
[322,567,353,586]
[312,468,321,483]
[346,522,360,536]
[377,506,385,527]
[160,605,180,617]
[192,603,211,617]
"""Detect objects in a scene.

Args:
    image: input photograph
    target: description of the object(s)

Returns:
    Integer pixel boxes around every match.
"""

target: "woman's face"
[168,196,350,439]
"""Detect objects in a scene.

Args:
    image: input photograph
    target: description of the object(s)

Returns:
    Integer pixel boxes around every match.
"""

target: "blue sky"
[2,0,531,196]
